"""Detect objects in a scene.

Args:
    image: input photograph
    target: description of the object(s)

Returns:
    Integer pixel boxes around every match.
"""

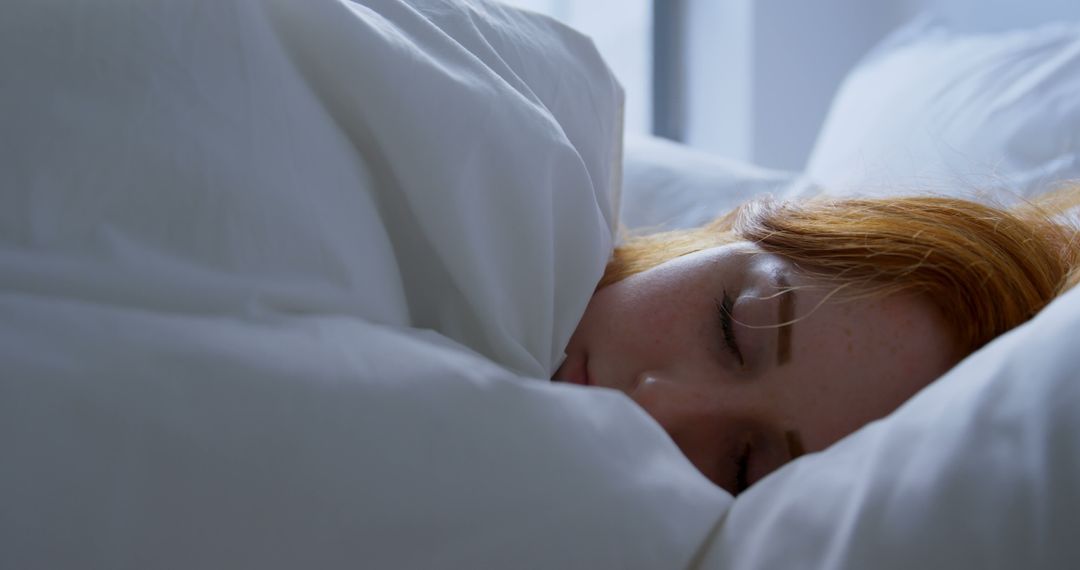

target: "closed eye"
[716,291,744,366]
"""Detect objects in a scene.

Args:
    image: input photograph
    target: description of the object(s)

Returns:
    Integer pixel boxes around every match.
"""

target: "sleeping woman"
[554,190,1080,496]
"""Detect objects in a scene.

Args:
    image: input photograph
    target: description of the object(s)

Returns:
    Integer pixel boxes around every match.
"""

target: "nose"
[629,372,732,480]
[630,373,714,431]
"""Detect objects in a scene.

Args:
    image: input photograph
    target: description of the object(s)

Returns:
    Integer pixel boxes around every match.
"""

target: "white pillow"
[622,134,798,231]
[803,17,1080,201]
[699,282,1080,569]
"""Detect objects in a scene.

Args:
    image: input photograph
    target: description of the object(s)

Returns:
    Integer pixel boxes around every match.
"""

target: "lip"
[556,354,591,387]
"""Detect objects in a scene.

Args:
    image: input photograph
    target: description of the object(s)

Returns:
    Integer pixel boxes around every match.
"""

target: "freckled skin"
[556,242,960,493]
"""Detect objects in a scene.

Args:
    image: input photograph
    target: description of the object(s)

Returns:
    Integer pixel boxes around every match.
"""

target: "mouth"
[555,354,591,387]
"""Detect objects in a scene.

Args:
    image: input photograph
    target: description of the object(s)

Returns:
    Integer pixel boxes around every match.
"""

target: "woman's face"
[555,242,959,495]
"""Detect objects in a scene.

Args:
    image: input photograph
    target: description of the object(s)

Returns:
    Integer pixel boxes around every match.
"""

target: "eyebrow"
[776,276,795,365]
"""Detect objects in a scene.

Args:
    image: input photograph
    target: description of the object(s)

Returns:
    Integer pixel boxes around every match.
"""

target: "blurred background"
[501,0,1080,171]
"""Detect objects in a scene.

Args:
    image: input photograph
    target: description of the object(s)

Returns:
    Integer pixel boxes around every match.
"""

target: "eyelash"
[716,291,744,366]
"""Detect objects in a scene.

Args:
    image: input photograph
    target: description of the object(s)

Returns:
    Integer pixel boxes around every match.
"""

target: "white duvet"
[4,1,1080,569]
[1,0,728,567]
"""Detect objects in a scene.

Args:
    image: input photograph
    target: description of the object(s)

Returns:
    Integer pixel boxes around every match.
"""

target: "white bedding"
[803,16,1080,200]
[5,1,1080,568]
[3,295,728,568]
[621,134,799,231]
[1,1,730,567]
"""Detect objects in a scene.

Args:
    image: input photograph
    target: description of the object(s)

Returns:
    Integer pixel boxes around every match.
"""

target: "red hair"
[602,188,1080,355]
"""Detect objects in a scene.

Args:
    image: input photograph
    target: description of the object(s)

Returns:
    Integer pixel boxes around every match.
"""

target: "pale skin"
[554,242,960,496]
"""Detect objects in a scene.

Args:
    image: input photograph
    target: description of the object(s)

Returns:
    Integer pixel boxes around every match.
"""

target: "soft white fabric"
[1,295,729,569]
[802,17,1080,201]
[0,0,623,379]
[0,0,731,567]
[621,134,798,231]
[698,282,1080,570]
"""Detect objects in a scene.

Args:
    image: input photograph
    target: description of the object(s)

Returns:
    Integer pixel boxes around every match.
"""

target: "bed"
[2,1,1078,568]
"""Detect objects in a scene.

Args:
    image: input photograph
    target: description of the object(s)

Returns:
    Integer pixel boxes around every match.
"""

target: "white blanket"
[0,0,731,567]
